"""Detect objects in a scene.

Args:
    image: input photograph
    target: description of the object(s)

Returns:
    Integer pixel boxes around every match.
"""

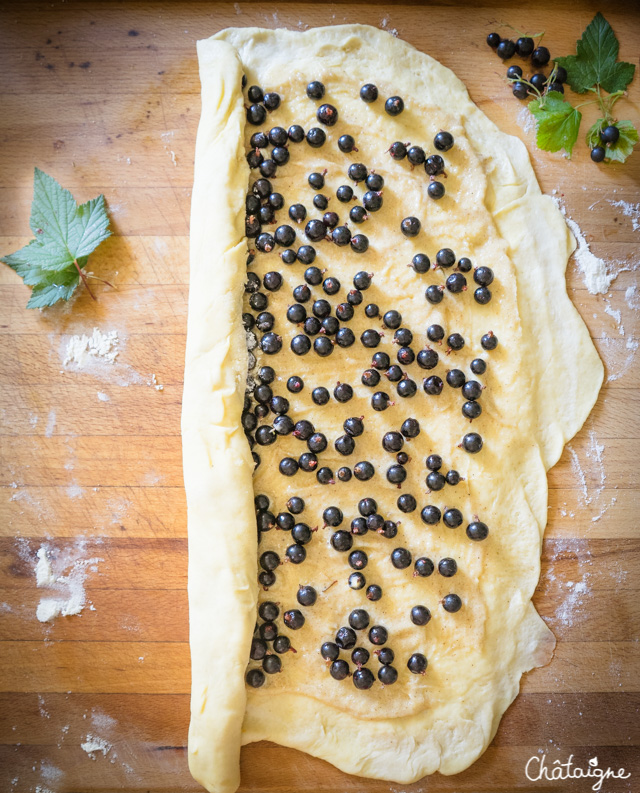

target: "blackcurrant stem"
[506,75,542,100]
[72,259,96,300]
[86,274,116,290]
[501,22,545,40]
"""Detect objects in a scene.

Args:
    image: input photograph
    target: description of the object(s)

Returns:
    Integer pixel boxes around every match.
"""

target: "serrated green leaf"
[69,195,111,259]
[30,167,78,246]
[529,92,582,156]
[28,168,111,271]
[27,276,80,308]
[4,255,51,287]
[554,54,594,94]
[1,241,37,269]
[605,120,639,163]
[599,60,636,94]
[1,168,111,308]
[555,13,635,93]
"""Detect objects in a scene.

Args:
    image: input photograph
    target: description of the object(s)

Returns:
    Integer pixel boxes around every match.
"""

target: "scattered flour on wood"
[517,106,535,135]
[39,761,63,783]
[604,303,624,336]
[63,328,119,367]
[59,328,148,387]
[66,484,84,499]
[91,710,118,731]
[379,17,399,36]
[553,196,639,382]
[603,335,639,383]
[44,410,57,437]
[97,391,110,401]
[608,199,640,232]
[625,284,640,310]
[81,734,113,759]
[567,429,616,523]
[567,446,589,504]
[37,695,51,719]
[34,541,103,623]
[555,579,590,627]
[36,547,57,586]
[148,373,164,391]
[553,199,614,294]
[544,538,594,630]
[107,496,132,525]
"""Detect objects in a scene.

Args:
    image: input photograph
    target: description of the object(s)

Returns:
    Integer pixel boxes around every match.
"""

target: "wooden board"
[0,2,639,791]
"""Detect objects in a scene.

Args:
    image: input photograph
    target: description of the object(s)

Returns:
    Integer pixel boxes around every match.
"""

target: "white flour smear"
[608,199,640,232]
[554,199,614,294]
[601,335,639,383]
[544,538,594,631]
[91,710,118,731]
[552,197,639,382]
[58,327,150,387]
[625,284,640,310]
[44,410,57,437]
[604,303,624,336]
[148,373,164,391]
[64,328,119,367]
[517,106,535,135]
[81,733,113,759]
[600,290,638,381]
[379,17,399,36]
[556,579,590,627]
[567,430,616,523]
[10,486,55,524]
[33,541,103,623]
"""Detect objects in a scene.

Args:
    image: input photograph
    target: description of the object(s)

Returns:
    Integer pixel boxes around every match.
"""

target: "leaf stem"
[574,99,599,110]
[86,273,117,290]
[72,259,96,300]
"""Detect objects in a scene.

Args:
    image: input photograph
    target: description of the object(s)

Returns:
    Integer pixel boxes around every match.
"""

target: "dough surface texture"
[183,24,603,793]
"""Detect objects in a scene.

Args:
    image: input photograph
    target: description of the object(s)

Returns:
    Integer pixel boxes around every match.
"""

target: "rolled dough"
[182,25,603,793]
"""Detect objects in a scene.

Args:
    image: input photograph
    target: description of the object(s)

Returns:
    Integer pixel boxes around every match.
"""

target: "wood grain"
[0,1,638,792]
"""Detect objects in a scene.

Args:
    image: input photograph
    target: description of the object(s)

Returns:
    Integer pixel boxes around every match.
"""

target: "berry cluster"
[486,31,566,100]
[387,131,453,200]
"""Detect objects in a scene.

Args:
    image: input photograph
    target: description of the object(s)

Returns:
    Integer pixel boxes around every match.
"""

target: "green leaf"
[586,119,639,163]
[28,169,111,271]
[30,167,78,246]
[69,195,111,259]
[600,61,635,94]
[528,92,582,156]
[13,237,74,271]
[586,118,606,148]
[27,272,80,309]
[1,168,111,308]
[605,120,639,163]
[554,54,592,94]
[555,13,635,93]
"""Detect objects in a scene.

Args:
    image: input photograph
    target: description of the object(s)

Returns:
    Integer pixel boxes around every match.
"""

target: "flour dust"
[31,540,103,623]
[566,429,616,524]
[552,197,639,383]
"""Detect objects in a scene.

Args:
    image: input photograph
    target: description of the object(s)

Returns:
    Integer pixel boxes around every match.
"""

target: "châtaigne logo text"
[525,754,631,791]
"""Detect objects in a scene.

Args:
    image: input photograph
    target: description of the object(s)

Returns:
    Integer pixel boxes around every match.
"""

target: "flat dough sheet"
[182,24,603,793]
